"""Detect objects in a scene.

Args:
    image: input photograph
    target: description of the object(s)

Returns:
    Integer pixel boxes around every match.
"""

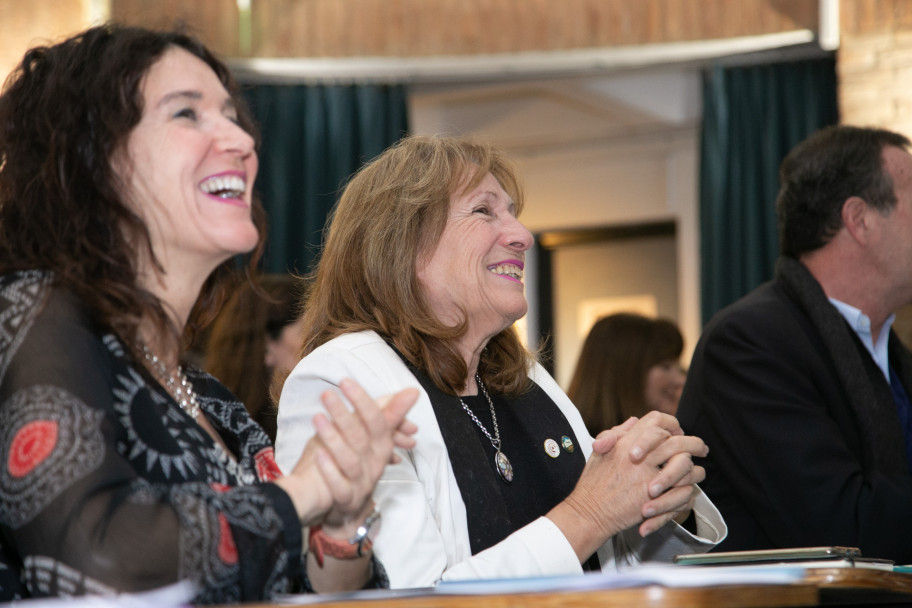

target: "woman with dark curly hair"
[0,24,415,603]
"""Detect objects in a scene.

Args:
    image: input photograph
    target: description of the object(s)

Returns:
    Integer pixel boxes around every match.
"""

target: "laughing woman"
[275,135,726,589]
[0,25,416,603]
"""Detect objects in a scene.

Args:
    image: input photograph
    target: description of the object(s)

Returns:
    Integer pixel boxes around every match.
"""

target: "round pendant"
[494,450,513,483]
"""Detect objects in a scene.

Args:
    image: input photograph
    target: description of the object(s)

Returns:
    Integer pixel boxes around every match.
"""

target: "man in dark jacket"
[678,125,912,563]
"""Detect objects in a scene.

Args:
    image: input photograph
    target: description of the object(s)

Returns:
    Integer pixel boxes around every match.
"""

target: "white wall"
[553,234,680,387]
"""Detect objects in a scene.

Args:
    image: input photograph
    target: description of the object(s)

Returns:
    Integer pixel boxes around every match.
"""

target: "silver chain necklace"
[141,344,201,420]
[458,373,513,483]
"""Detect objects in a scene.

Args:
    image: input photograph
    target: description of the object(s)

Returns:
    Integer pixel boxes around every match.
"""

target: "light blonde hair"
[296,135,535,396]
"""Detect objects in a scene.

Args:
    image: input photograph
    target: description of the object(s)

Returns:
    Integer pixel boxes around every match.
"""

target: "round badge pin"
[561,435,574,453]
[544,438,560,458]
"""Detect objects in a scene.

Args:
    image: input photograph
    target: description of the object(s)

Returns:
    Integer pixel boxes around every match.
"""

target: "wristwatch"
[308,506,382,567]
[349,506,382,556]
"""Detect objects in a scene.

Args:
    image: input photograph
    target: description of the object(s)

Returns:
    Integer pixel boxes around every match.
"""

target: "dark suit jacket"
[678,257,912,562]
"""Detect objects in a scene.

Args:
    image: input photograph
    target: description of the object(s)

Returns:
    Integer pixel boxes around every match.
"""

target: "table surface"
[808,567,912,606]
[806,567,912,591]
[244,584,819,608]
[232,567,912,608]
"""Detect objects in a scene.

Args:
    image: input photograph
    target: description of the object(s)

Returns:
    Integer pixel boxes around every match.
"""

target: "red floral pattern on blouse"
[8,420,58,479]
[217,514,238,565]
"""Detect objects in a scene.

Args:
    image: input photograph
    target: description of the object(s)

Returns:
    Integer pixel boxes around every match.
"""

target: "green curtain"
[699,57,838,324]
[243,84,409,274]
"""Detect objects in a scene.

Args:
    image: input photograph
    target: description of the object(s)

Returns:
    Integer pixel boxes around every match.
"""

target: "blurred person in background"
[205,274,304,442]
[568,313,686,436]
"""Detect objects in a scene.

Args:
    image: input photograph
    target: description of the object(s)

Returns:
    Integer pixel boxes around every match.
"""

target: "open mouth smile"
[200,173,246,203]
[488,261,524,282]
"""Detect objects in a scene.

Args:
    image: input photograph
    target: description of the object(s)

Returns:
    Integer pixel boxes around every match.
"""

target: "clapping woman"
[275,135,726,588]
[0,24,415,603]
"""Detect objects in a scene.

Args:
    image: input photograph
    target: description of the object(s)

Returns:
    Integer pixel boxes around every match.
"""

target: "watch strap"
[308,525,372,568]
[307,505,381,568]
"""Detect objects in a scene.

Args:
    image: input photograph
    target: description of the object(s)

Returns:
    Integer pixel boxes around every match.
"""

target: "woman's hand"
[636,437,705,536]
[591,411,706,534]
[313,379,417,528]
[547,412,707,561]
[590,415,641,453]
[275,379,418,528]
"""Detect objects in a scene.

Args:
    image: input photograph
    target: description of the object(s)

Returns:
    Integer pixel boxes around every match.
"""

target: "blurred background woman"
[204,273,303,442]
[568,313,687,436]
[0,24,415,603]
[275,135,725,589]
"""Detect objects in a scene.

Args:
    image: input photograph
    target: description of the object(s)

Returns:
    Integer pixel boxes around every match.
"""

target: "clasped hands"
[564,411,707,546]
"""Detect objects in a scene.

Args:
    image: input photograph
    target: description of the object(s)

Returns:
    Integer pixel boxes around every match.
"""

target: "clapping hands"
[276,379,418,529]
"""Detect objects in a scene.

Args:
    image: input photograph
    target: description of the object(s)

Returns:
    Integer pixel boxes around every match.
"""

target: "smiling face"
[644,359,686,416]
[116,46,259,277]
[417,171,534,348]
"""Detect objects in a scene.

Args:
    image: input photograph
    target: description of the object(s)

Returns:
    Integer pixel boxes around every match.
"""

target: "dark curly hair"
[0,23,266,358]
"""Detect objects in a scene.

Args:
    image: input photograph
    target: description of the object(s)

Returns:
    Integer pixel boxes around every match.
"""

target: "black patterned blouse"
[0,270,304,604]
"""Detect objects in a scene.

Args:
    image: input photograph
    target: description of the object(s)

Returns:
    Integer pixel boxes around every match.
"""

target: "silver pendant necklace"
[458,373,513,483]
[141,344,201,420]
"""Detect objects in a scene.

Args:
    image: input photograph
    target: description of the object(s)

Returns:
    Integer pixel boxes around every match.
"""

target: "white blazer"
[275,330,726,589]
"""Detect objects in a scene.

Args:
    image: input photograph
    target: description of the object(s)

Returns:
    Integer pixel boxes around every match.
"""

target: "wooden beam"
[104,0,820,59]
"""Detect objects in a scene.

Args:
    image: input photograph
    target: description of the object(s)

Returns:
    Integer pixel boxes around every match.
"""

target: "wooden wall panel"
[0,0,823,78]
[0,0,826,71]
[110,0,241,56]
[251,0,818,57]
[104,0,820,59]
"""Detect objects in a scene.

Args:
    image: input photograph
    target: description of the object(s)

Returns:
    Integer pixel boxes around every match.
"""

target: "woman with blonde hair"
[276,135,725,588]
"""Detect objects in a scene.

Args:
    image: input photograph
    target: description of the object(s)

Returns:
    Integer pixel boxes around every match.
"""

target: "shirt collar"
[829,298,895,381]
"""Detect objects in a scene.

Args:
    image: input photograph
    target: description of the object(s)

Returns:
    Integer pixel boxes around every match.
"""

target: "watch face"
[351,507,382,544]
